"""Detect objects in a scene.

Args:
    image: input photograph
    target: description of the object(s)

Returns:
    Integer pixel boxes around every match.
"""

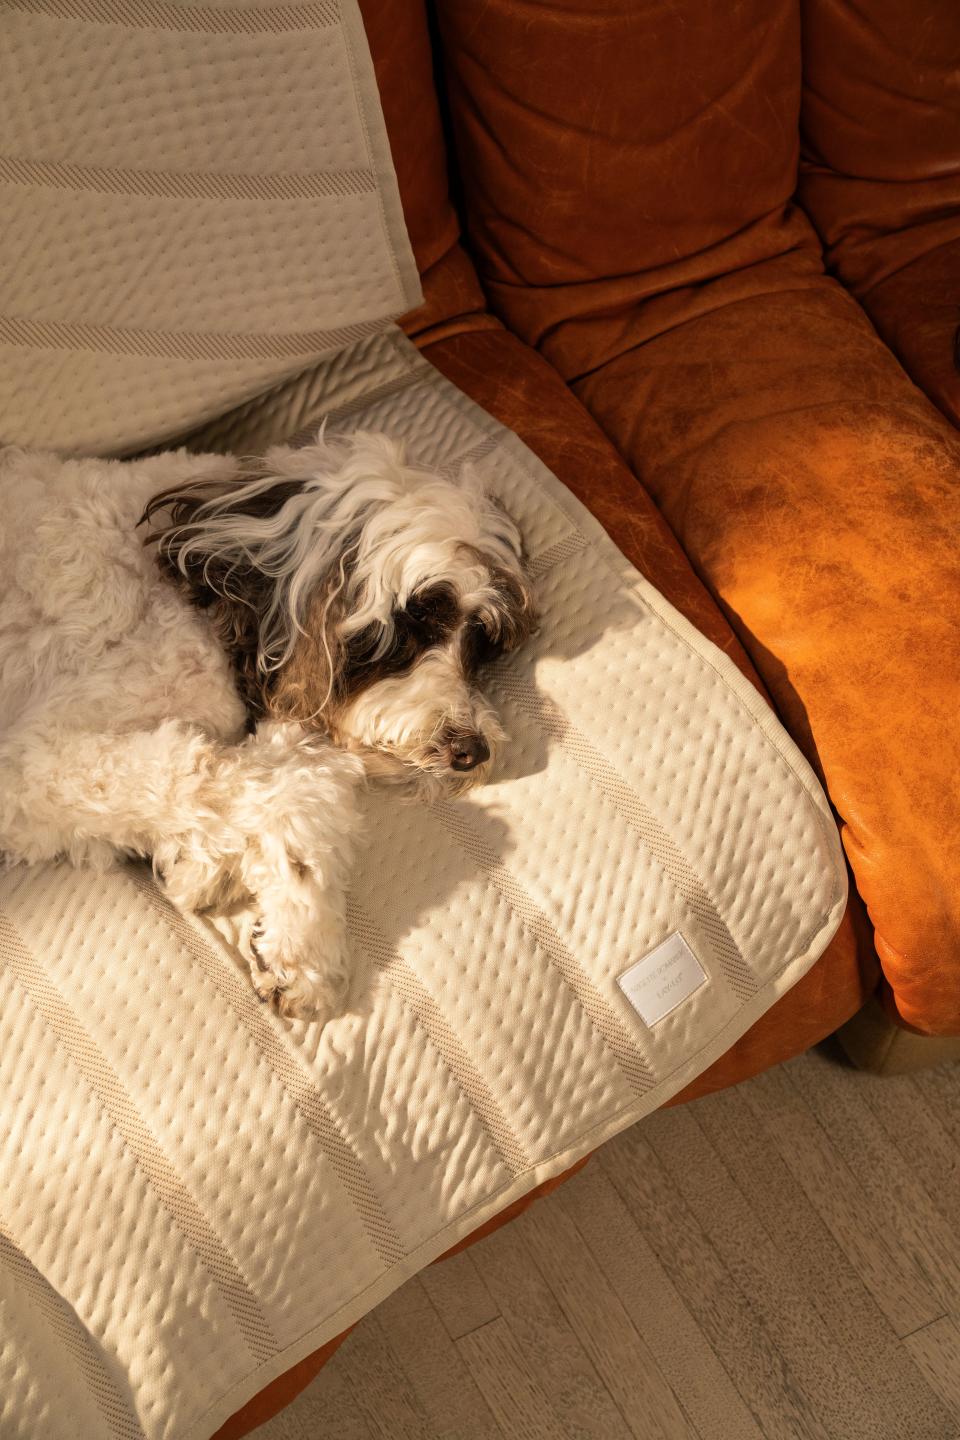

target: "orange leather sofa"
[214,1,959,1433]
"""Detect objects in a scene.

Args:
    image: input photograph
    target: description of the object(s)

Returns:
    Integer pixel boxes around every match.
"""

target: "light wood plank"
[470,1218,634,1439]
[643,1101,874,1439]
[336,1314,436,1440]
[458,1317,573,1440]
[788,1048,960,1321]
[913,1061,960,1151]
[905,1318,960,1422]
[279,1345,376,1440]
[845,1060,960,1268]
[599,1118,829,1440]
[373,1277,502,1439]
[700,1084,953,1440]
[748,1063,942,1337]
[560,1163,760,1440]
[522,1180,699,1440]
[420,1249,500,1341]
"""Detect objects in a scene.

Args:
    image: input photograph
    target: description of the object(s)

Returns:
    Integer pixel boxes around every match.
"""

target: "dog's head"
[142,430,537,791]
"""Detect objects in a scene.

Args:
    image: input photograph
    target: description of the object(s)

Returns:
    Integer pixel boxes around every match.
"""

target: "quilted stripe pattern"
[0,0,420,453]
[0,330,847,1439]
[8,0,341,32]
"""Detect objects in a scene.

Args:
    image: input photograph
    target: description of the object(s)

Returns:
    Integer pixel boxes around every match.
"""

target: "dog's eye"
[343,618,418,675]
[465,618,504,669]
[378,619,422,676]
[402,585,459,646]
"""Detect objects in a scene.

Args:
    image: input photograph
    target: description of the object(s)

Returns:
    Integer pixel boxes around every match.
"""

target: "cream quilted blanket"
[0,0,420,454]
[0,330,847,1439]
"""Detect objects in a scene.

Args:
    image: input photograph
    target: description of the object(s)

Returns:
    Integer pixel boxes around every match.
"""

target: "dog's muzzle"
[445,733,490,772]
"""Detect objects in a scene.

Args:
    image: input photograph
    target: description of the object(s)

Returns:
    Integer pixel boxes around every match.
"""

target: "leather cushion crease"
[432,0,960,1038]
[431,0,827,376]
[854,240,960,431]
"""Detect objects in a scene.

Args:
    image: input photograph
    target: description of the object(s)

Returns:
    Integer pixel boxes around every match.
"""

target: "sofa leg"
[835,998,960,1075]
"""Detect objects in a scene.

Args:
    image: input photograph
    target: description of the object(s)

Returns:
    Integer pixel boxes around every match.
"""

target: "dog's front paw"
[248,922,350,1023]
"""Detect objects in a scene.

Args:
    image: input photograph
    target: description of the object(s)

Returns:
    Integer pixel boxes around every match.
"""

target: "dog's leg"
[207,722,366,1020]
[0,719,365,1019]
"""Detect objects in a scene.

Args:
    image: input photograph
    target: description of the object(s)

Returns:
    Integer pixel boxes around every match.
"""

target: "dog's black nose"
[447,734,490,771]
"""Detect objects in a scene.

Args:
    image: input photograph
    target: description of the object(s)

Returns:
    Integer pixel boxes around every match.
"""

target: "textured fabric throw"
[0,0,420,454]
[0,329,847,1439]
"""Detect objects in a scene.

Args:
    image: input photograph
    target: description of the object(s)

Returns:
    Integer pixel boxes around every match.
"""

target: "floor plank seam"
[901,1315,949,1340]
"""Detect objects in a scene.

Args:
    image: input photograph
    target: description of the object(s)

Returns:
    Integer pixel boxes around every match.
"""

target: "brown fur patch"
[140,472,309,721]
[266,584,342,725]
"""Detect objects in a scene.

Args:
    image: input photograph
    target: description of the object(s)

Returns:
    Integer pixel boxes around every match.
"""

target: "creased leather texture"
[798,0,960,428]
[0,329,848,1439]
[432,0,827,381]
[855,240,960,432]
[432,0,960,1035]
[0,0,421,454]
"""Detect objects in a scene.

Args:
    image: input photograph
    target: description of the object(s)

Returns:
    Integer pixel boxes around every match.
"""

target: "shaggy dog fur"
[0,431,535,1019]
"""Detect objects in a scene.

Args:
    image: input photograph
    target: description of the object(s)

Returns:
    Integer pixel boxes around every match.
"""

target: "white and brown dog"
[0,430,535,1019]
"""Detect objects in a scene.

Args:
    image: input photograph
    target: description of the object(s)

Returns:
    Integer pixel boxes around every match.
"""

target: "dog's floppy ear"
[263,578,352,725]
[140,471,308,720]
[492,566,539,652]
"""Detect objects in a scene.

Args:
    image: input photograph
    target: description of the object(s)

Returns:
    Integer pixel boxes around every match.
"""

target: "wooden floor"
[259,1042,960,1440]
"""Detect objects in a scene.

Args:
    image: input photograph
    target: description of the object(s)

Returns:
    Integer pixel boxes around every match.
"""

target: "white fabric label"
[617,933,708,1026]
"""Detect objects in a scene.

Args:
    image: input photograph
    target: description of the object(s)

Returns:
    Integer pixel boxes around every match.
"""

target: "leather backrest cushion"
[430,0,822,377]
[799,0,960,291]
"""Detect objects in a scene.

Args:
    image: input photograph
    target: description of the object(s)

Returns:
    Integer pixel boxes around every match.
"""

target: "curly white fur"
[0,432,533,1020]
